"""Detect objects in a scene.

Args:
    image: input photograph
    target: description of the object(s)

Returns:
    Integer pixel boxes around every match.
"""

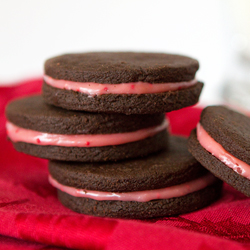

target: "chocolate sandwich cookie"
[48,137,222,219]
[42,52,203,114]
[6,95,168,162]
[188,106,250,197]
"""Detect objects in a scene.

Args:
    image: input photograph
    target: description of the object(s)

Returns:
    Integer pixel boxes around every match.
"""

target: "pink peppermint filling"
[6,120,168,147]
[44,75,198,96]
[48,173,217,202]
[196,123,250,179]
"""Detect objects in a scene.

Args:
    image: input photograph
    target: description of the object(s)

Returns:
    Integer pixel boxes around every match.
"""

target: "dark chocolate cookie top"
[44,52,199,83]
[6,95,165,134]
[200,106,250,165]
[49,136,207,192]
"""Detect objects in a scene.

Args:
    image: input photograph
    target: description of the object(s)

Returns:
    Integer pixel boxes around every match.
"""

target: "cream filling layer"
[6,120,168,147]
[48,173,217,202]
[197,123,250,179]
[44,75,198,96]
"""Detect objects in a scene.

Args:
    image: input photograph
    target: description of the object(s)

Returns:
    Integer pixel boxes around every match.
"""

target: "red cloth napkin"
[0,78,250,250]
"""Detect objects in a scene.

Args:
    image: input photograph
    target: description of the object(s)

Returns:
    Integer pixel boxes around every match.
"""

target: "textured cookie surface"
[6,95,165,134]
[49,136,222,219]
[49,137,207,192]
[13,130,168,162]
[57,182,222,219]
[189,129,250,197]
[42,82,203,114]
[200,106,250,164]
[45,52,199,83]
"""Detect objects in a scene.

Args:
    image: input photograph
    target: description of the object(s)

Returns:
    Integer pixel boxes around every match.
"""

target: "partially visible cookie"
[188,106,250,196]
[49,137,222,219]
[6,95,168,162]
[42,52,203,114]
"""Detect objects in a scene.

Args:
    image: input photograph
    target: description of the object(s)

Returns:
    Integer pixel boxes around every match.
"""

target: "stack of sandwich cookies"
[188,106,250,197]
[6,96,168,162]
[6,52,222,219]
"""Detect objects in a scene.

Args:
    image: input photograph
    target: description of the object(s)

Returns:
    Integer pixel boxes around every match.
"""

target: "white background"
[0,0,243,104]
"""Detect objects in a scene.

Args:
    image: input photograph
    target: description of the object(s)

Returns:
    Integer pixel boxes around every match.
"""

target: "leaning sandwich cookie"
[42,52,203,114]
[188,106,250,197]
[48,137,222,219]
[6,95,168,162]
